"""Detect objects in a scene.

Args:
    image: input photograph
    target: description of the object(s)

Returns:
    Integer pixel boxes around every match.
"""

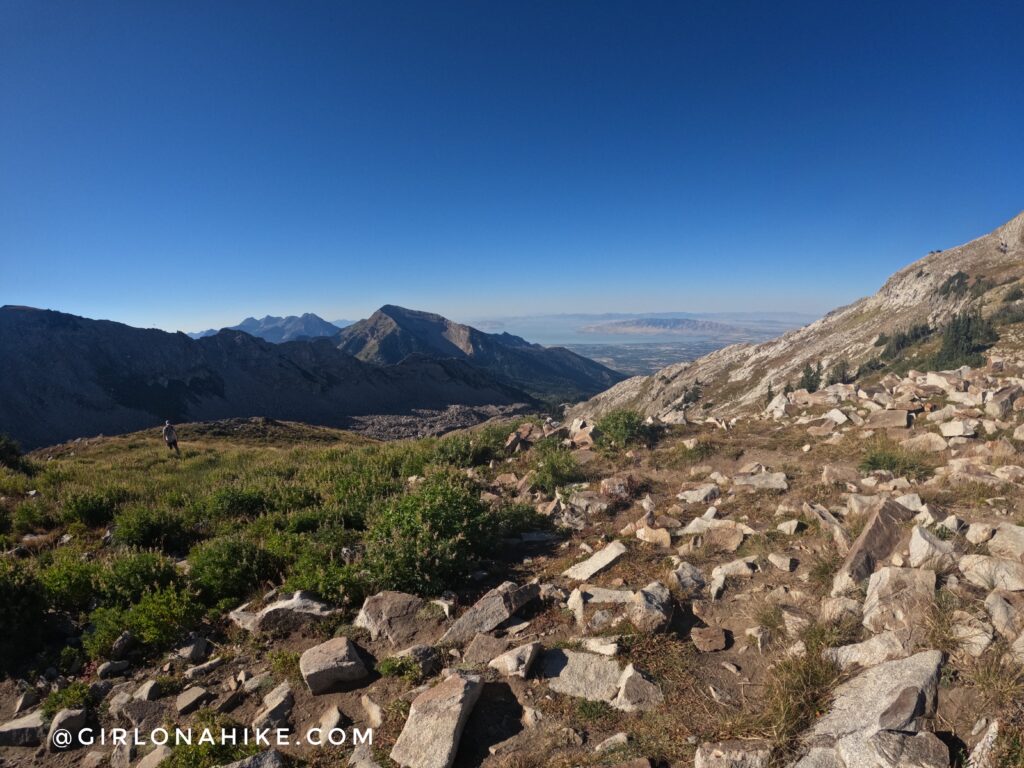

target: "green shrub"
[492,502,549,539]
[42,681,92,718]
[12,500,56,534]
[364,471,492,595]
[163,711,259,768]
[596,409,651,450]
[267,649,302,683]
[798,362,822,393]
[0,433,28,473]
[96,550,182,607]
[937,270,969,298]
[859,439,934,480]
[1004,285,1024,303]
[931,312,998,370]
[84,585,201,659]
[113,506,192,552]
[62,488,127,527]
[826,359,852,386]
[531,440,584,494]
[204,487,271,520]
[992,304,1024,326]
[285,554,366,607]
[0,560,46,670]
[377,655,423,682]
[188,536,281,604]
[880,323,932,359]
[39,547,102,614]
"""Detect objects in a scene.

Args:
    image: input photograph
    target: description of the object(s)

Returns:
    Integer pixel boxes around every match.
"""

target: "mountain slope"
[0,307,534,448]
[188,313,342,343]
[336,305,626,401]
[573,210,1024,422]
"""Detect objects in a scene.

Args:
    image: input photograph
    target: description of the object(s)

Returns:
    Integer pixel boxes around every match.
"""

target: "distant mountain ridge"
[0,307,539,449]
[579,317,739,335]
[574,210,1024,422]
[335,305,625,402]
[188,313,347,342]
[0,304,624,448]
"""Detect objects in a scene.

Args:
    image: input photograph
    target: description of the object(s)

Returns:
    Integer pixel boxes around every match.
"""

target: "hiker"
[162,420,180,456]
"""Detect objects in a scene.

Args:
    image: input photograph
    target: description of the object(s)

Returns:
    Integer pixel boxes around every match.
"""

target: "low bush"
[39,547,102,615]
[0,560,46,670]
[188,536,281,604]
[84,584,201,659]
[42,681,92,718]
[0,433,29,473]
[204,487,272,520]
[531,440,584,494]
[113,506,193,552]
[163,711,259,768]
[364,471,493,595]
[596,409,651,450]
[859,439,934,480]
[62,488,127,527]
[931,311,998,370]
[96,550,182,607]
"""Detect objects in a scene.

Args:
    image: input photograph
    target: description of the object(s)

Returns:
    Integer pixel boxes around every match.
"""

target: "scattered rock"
[355,591,424,646]
[300,637,370,694]
[562,541,628,581]
[440,582,540,644]
[390,674,483,768]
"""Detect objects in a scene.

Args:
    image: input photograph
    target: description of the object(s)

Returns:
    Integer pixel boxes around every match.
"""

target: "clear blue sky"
[2,1,1022,332]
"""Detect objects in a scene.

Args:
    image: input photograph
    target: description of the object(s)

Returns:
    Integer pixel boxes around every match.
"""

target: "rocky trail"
[7,353,1024,768]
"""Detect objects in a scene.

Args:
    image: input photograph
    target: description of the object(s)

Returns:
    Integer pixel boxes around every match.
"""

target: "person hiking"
[162,420,180,456]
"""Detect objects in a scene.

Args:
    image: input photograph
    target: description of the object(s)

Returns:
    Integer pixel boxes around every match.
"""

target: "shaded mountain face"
[573,210,1024,423]
[335,305,626,402]
[0,307,535,449]
[189,313,342,343]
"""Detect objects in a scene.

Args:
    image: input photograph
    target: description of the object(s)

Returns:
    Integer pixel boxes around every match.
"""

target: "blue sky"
[2,1,1022,332]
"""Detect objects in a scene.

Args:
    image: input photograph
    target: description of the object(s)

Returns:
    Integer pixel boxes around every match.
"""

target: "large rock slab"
[866,410,910,429]
[562,541,627,581]
[354,591,424,647]
[612,663,663,711]
[862,567,935,636]
[988,524,1024,561]
[959,555,1024,591]
[625,581,673,632]
[0,711,46,747]
[908,526,956,571]
[389,674,483,768]
[984,590,1024,639]
[835,730,948,768]
[439,582,539,645]
[832,499,914,596]
[823,631,906,671]
[807,650,942,744]
[48,708,87,751]
[230,591,339,634]
[222,751,287,768]
[539,649,622,702]
[299,637,369,694]
[733,472,788,491]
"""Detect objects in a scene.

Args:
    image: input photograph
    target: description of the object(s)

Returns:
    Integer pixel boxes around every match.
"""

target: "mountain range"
[188,313,351,343]
[0,305,623,449]
[579,317,740,335]
[574,210,1024,422]
[336,305,624,401]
